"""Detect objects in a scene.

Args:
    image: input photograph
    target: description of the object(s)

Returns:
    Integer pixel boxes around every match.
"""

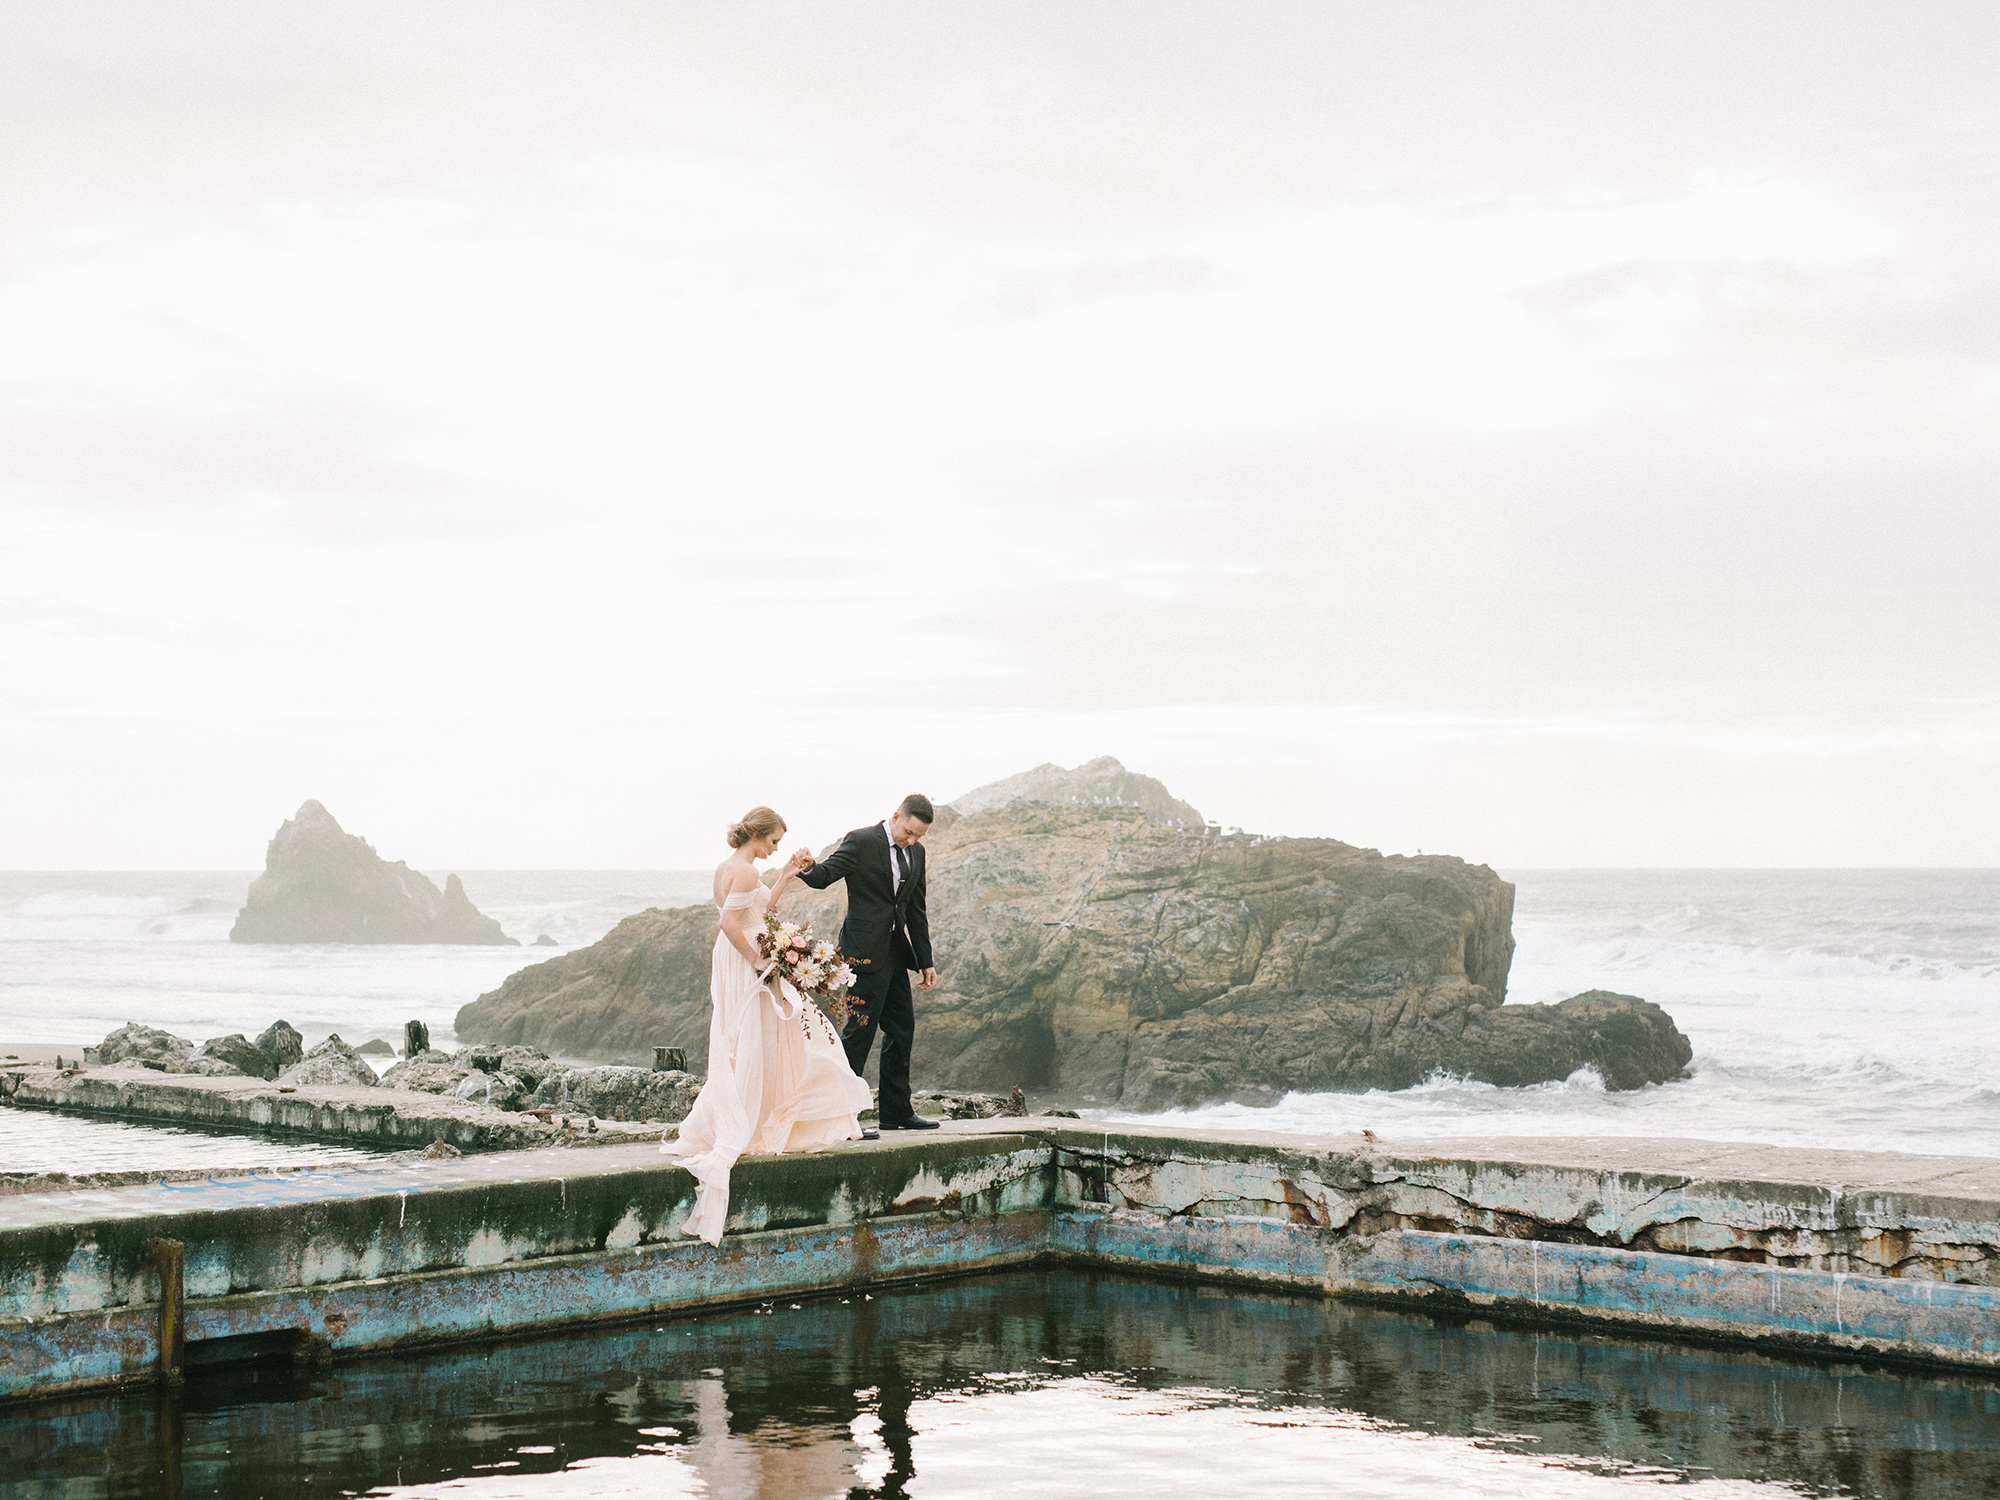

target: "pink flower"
[791,935,808,950]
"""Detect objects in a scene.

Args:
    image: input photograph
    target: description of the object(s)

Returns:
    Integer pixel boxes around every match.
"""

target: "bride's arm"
[769,846,813,904]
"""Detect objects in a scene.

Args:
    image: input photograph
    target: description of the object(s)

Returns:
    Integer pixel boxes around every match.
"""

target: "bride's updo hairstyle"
[726,806,786,849]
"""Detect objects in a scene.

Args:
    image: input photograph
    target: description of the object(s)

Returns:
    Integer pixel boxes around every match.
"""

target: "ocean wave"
[1514,923,2000,987]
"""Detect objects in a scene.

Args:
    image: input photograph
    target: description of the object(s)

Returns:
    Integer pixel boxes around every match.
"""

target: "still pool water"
[7,1271,1998,1499]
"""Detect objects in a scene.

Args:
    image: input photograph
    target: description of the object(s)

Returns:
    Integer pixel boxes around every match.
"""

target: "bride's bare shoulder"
[712,857,758,903]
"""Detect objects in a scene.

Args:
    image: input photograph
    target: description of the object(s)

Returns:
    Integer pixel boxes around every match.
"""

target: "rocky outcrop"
[196,1033,280,1081]
[278,1034,378,1088]
[95,1023,246,1077]
[950,755,1204,827]
[526,1065,701,1122]
[455,759,1690,1109]
[256,1020,304,1070]
[95,1023,196,1071]
[230,801,516,945]
[378,1053,466,1094]
[371,1043,701,1123]
[454,903,716,1062]
[904,1089,1028,1121]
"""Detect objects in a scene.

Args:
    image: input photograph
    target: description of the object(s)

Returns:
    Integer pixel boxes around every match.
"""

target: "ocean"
[3,868,1997,1164]
[1146,868,2000,1159]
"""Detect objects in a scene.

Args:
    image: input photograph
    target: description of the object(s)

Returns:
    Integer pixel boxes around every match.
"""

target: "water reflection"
[5,1271,1998,1499]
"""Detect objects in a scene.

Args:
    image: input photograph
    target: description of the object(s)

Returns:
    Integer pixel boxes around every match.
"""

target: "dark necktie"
[893,843,910,895]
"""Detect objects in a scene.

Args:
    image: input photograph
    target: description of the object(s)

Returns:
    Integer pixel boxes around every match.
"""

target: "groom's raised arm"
[796,832,858,891]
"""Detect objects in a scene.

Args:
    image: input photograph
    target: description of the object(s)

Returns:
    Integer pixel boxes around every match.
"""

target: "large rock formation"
[455,759,1691,1109]
[230,801,516,945]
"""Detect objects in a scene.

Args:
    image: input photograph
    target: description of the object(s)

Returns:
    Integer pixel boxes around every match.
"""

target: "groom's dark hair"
[898,793,935,823]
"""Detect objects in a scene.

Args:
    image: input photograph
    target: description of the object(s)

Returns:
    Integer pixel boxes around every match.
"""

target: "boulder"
[1466,990,1694,1092]
[527,1065,701,1123]
[256,1020,305,1070]
[95,1023,196,1071]
[181,1055,250,1077]
[906,1090,1028,1121]
[455,758,1691,1109]
[454,1070,531,1111]
[533,934,559,947]
[378,1052,469,1094]
[197,1033,279,1081]
[449,1044,558,1094]
[356,1038,396,1056]
[277,1034,378,1088]
[230,801,517,945]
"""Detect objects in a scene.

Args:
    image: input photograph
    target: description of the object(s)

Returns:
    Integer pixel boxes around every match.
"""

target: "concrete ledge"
[6,1121,2000,1403]
[1043,1123,2000,1283]
[1337,1228,2000,1365]
[1,1063,632,1153]
[6,1210,1053,1402]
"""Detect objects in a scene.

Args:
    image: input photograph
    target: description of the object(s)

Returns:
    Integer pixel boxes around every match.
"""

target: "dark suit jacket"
[796,822,932,997]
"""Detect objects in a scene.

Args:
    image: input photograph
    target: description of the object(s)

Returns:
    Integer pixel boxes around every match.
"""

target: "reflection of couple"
[665,795,939,1245]
[677,1368,915,1499]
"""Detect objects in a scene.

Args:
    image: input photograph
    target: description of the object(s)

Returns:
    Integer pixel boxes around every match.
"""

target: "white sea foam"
[1128,868,2000,1157]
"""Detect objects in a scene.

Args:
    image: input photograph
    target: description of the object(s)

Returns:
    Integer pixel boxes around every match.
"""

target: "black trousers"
[843,960,915,1122]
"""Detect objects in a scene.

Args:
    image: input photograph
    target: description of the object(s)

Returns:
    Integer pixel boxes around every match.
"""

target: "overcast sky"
[3,3,1997,869]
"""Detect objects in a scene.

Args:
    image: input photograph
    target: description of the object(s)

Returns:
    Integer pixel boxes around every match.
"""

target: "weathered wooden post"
[653,1046,687,1073]
[404,1019,430,1057]
[149,1236,185,1384]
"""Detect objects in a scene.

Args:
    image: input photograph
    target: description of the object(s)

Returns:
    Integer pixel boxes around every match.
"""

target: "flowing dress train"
[662,883,873,1244]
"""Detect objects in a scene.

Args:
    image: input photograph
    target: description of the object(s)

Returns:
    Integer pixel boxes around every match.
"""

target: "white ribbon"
[769,974,806,1020]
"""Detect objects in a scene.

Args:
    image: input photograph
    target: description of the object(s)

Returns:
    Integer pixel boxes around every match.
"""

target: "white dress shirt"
[881,819,903,894]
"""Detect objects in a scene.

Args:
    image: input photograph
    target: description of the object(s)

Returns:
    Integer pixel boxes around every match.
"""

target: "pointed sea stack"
[230,801,517,945]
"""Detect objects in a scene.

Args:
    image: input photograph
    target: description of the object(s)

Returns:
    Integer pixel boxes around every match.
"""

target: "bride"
[663,805,874,1244]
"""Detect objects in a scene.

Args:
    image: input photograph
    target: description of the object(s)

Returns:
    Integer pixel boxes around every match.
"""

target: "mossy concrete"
[4,1122,1999,1403]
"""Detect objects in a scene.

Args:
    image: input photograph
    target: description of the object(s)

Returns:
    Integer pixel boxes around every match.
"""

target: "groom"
[796,793,939,1131]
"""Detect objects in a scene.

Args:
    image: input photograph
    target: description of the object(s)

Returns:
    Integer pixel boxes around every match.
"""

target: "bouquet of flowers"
[755,914,861,1027]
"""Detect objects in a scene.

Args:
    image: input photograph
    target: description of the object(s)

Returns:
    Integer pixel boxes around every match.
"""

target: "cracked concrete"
[8,1119,2000,1402]
[1031,1124,2000,1285]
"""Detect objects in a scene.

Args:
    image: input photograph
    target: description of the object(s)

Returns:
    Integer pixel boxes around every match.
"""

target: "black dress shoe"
[878,1115,940,1131]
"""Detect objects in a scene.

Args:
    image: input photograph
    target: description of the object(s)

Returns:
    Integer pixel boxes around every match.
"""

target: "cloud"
[4,5,2000,865]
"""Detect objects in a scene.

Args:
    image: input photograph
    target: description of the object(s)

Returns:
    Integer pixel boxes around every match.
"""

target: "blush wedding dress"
[663,881,873,1244]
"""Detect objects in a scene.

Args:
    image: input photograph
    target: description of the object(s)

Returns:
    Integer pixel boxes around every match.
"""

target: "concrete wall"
[4,1064,574,1153]
[5,1122,1999,1404]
